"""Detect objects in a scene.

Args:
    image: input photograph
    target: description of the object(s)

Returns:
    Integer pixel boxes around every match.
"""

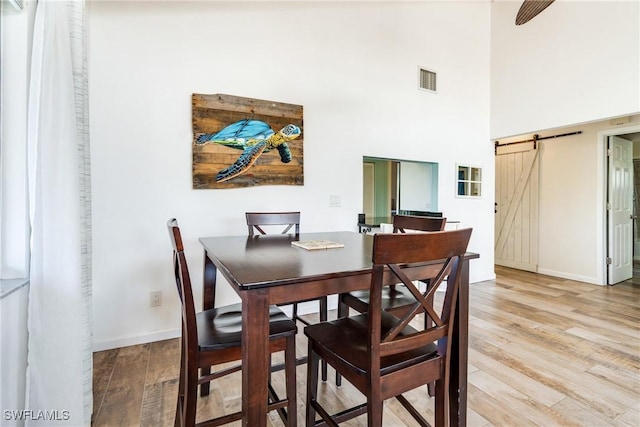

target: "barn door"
[495,142,539,271]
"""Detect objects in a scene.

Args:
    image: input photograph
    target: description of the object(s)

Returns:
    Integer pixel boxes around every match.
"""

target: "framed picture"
[192,93,303,189]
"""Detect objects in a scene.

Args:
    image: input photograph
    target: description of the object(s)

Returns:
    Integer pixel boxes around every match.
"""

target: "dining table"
[199,230,478,426]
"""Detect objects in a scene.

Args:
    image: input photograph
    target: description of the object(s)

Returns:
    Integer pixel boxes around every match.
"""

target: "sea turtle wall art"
[192,93,304,189]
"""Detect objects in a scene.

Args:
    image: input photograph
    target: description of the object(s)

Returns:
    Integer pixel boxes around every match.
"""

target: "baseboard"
[495,260,537,272]
[93,328,180,352]
[536,268,602,286]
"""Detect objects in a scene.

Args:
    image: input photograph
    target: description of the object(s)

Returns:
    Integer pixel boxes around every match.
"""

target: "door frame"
[598,124,640,285]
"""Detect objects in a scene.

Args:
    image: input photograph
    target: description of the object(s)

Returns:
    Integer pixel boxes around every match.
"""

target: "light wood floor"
[92,267,640,426]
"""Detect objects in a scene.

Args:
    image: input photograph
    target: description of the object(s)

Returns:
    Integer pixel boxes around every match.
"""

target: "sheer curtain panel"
[26,1,92,425]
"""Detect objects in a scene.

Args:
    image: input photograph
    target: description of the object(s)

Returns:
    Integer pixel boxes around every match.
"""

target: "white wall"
[491,0,640,139]
[89,1,494,349]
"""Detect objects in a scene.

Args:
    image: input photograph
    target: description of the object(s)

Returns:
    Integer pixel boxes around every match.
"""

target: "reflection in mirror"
[362,156,439,219]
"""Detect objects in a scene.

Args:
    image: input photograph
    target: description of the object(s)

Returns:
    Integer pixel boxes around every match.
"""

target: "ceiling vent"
[418,67,437,93]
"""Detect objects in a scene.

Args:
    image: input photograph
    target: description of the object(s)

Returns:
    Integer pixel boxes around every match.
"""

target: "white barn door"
[495,143,539,272]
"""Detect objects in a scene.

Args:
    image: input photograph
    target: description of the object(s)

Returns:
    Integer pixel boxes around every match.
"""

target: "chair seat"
[197,303,297,351]
[341,285,418,314]
[304,311,438,376]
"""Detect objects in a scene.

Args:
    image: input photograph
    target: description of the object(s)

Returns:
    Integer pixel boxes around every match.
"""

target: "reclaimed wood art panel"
[192,93,304,189]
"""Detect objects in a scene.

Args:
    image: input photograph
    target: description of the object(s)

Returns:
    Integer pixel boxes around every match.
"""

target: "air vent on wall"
[8,0,24,11]
[418,67,437,92]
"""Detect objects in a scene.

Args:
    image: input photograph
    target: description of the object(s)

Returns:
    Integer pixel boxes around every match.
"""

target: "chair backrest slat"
[392,214,446,234]
[246,212,301,236]
[368,228,472,362]
[379,326,448,357]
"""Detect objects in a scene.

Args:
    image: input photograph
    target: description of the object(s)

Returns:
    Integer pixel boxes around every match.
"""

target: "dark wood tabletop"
[200,230,478,426]
[200,231,373,292]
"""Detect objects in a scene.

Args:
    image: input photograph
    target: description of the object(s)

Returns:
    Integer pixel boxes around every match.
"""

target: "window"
[1,3,31,279]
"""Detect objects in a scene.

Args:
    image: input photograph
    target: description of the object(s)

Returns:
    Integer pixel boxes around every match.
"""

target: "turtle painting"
[196,119,301,182]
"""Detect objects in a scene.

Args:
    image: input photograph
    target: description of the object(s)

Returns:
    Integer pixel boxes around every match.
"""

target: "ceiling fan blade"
[516,0,556,25]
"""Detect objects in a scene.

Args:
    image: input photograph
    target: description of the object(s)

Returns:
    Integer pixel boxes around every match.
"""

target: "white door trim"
[597,124,640,285]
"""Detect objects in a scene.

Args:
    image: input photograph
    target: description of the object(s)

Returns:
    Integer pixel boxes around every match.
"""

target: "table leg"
[449,258,470,427]
[203,251,217,310]
[320,296,328,381]
[241,288,270,427]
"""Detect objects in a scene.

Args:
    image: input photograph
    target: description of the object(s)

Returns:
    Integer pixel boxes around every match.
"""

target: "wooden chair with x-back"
[336,214,447,386]
[305,228,472,427]
[168,218,298,427]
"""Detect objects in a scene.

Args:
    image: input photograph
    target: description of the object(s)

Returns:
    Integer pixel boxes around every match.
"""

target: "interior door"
[495,142,539,272]
[634,159,640,260]
[607,136,633,284]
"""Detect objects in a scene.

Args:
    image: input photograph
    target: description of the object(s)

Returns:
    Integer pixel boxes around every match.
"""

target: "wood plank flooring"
[92,267,640,426]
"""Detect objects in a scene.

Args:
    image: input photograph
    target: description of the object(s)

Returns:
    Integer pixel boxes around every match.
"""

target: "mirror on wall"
[362,156,439,220]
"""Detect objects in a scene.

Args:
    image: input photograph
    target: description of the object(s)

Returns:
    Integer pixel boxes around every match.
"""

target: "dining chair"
[245,211,330,381]
[304,228,472,427]
[392,214,446,234]
[339,215,446,316]
[246,211,301,236]
[167,218,298,427]
[246,211,326,327]
[339,215,446,317]
[336,214,447,386]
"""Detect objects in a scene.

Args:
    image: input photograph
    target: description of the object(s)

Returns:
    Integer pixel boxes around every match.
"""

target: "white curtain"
[26,0,92,425]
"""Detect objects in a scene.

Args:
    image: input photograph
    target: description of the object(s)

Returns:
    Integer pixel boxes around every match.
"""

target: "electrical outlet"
[150,291,162,307]
[330,195,341,207]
